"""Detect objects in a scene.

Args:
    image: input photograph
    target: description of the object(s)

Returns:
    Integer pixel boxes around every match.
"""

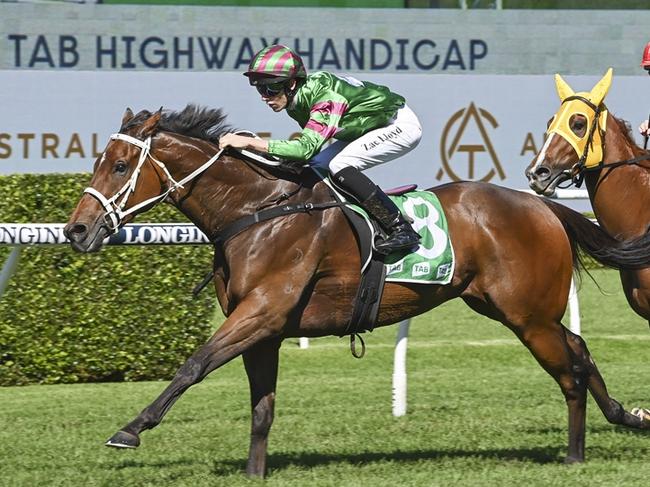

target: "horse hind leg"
[513,322,589,463]
[242,339,281,478]
[564,329,650,430]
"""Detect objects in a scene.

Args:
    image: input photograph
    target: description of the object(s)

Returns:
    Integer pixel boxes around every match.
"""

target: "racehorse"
[526,68,650,325]
[64,105,650,477]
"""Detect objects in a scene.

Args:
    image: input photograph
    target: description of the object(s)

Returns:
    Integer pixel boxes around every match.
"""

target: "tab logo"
[436,263,452,279]
[387,262,403,275]
[412,263,430,277]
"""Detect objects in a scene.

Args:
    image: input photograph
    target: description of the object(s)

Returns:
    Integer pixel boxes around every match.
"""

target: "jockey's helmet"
[244,45,307,86]
[641,41,650,71]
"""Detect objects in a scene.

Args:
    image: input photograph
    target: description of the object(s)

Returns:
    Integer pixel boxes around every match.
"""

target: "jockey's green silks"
[268,72,405,161]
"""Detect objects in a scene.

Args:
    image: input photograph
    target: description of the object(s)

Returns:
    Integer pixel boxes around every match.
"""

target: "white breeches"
[310,104,423,174]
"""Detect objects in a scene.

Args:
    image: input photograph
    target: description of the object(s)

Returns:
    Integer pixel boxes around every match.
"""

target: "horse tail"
[541,198,650,271]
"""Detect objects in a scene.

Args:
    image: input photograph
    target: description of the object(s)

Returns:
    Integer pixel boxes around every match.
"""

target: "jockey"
[219,44,422,254]
[638,41,650,137]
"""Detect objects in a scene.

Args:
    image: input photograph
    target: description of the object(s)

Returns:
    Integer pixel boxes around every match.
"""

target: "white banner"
[1,70,648,196]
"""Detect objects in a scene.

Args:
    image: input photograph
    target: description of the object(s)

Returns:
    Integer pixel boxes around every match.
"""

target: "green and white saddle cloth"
[351,190,455,285]
[383,191,454,284]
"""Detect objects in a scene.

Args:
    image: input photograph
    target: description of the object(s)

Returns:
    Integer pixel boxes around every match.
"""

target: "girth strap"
[346,254,387,359]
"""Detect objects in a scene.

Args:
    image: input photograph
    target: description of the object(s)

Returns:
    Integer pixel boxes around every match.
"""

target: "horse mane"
[610,114,642,151]
[121,104,235,145]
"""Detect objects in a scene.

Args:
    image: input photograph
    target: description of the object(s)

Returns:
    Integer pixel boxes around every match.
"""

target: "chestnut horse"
[65,105,650,477]
[526,69,650,325]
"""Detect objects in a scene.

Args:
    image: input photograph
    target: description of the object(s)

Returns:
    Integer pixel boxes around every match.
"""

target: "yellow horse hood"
[547,68,612,168]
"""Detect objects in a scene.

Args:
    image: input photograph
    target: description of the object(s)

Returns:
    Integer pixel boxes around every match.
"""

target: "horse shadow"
[523,424,650,436]
[211,423,650,475]
[210,446,564,476]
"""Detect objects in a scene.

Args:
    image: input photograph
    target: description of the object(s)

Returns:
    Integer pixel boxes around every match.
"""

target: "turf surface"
[1,269,649,486]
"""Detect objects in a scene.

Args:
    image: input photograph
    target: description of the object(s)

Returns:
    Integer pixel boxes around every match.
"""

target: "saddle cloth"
[349,189,455,285]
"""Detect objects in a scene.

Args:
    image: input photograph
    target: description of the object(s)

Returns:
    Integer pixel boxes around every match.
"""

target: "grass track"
[1,269,649,486]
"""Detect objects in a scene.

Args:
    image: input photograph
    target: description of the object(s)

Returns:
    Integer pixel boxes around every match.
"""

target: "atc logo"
[437,102,505,182]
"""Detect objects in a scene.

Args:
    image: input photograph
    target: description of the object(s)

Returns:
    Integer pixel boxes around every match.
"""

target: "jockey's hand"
[639,120,650,136]
[219,133,270,154]
[219,133,251,150]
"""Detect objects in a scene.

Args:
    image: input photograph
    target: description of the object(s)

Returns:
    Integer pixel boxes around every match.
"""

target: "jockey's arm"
[219,133,269,153]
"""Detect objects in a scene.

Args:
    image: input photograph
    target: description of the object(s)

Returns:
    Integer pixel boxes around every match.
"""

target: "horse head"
[526,68,612,196]
[64,105,230,253]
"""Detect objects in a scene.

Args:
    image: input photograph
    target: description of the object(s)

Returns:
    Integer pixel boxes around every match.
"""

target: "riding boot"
[331,167,421,254]
[361,190,421,253]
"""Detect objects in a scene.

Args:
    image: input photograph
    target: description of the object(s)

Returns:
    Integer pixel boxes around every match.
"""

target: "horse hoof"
[105,430,140,449]
[563,455,583,465]
[631,407,650,421]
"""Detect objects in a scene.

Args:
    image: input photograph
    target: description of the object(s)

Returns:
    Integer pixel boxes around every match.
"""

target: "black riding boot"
[331,167,421,254]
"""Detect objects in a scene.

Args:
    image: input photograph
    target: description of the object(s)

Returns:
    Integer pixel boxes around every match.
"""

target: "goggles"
[255,81,286,98]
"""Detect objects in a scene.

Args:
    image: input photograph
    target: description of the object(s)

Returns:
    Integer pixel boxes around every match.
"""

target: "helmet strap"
[284,79,302,105]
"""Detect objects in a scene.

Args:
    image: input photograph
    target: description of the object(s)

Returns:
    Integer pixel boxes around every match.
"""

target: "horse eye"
[114,161,128,174]
[569,115,587,137]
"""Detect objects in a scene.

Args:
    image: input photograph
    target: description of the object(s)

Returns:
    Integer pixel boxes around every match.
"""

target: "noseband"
[84,133,224,233]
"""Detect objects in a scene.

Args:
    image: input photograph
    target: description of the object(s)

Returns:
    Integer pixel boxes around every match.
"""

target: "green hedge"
[0,174,219,386]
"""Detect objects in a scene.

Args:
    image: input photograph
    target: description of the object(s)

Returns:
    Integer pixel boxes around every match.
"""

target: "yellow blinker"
[547,68,612,168]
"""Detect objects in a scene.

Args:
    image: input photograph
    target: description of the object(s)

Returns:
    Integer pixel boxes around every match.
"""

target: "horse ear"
[122,107,134,125]
[139,107,162,138]
[589,67,613,106]
[554,74,574,101]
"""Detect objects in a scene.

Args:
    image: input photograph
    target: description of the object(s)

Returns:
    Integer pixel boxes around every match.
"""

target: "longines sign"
[0,71,647,195]
[0,223,209,245]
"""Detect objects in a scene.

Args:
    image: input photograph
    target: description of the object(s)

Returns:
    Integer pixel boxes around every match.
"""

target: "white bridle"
[84,133,223,233]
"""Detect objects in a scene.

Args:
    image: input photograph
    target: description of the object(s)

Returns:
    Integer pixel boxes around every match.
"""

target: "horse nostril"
[64,223,88,241]
[533,166,551,180]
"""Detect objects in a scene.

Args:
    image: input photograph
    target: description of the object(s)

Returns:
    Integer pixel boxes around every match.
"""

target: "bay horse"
[526,69,650,326]
[65,105,650,477]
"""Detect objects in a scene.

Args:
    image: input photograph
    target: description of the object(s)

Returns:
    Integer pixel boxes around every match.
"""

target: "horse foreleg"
[564,329,650,430]
[515,323,588,463]
[242,339,281,478]
[105,303,283,449]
